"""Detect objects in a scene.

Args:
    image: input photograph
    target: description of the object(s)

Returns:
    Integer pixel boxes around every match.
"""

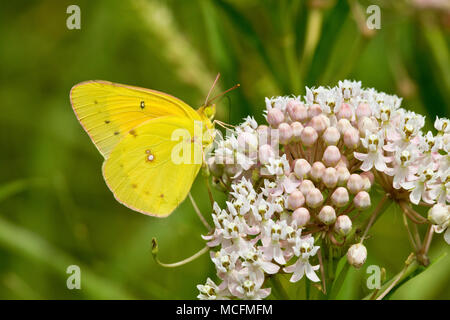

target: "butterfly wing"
[70,80,200,159]
[102,116,203,217]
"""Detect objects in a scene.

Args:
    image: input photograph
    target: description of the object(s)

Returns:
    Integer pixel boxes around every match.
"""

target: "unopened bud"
[347,243,367,268]
[347,174,364,194]
[299,179,315,196]
[337,119,352,134]
[309,115,329,134]
[288,101,308,122]
[322,146,341,167]
[356,102,372,119]
[306,188,324,209]
[337,103,353,120]
[294,159,311,179]
[308,104,322,118]
[331,187,349,207]
[267,108,285,128]
[237,132,258,153]
[323,127,340,145]
[291,122,304,142]
[310,161,325,182]
[288,190,305,210]
[279,122,293,144]
[257,125,271,145]
[318,205,336,225]
[343,127,359,149]
[259,144,275,164]
[322,167,338,188]
[428,203,450,225]
[292,207,310,227]
[354,191,371,209]
[336,166,350,186]
[360,171,373,191]
[301,126,318,147]
[335,215,352,236]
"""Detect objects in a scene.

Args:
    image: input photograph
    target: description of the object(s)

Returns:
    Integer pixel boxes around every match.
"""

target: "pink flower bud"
[356,103,372,119]
[336,166,350,186]
[335,215,352,236]
[337,119,352,134]
[347,174,364,194]
[337,103,353,120]
[322,146,341,167]
[292,207,310,227]
[278,122,293,144]
[309,115,329,134]
[361,171,374,184]
[343,127,359,149]
[358,117,377,136]
[257,125,270,145]
[308,104,322,118]
[259,144,275,164]
[322,127,340,145]
[294,159,311,179]
[288,190,305,210]
[267,108,284,128]
[237,132,258,153]
[331,187,349,207]
[347,243,367,268]
[286,99,298,115]
[310,161,325,182]
[306,188,324,209]
[300,126,318,147]
[353,191,371,209]
[288,102,308,122]
[291,122,304,142]
[428,203,450,225]
[336,155,350,169]
[322,167,338,188]
[299,179,315,196]
[360,171,374,190]
[318,205,336,225]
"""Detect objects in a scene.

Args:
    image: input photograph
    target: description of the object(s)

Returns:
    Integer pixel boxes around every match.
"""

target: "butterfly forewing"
[70,80,200,158]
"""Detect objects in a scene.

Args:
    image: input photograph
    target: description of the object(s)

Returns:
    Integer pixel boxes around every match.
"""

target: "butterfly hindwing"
[102,116,203,216]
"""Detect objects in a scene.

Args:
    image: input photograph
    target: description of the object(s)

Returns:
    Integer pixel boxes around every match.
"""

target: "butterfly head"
[198,104,216,122]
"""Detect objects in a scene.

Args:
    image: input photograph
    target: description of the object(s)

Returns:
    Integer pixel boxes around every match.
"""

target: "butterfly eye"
[204,104,216,119]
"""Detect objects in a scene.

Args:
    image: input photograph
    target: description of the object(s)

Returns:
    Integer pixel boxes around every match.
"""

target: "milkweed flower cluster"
[197,80,449,300]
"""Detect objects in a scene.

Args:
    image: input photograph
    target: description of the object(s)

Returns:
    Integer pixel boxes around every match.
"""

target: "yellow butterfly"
[70,79,220,217]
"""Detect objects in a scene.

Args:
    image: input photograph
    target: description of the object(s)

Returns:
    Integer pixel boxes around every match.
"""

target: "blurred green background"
[0,0,449,299]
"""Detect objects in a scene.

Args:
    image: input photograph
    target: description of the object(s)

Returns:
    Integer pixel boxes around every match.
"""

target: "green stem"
[363,253,418,300]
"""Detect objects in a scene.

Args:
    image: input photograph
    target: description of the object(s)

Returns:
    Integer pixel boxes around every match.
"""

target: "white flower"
[260,220,287,265]
[435,116,450,135]
[402,163,436,204]
[354,131,391,172]
[197,278,230,300]
[265,154,290,176]
[283,236,320,282]
[233,274,271,300]
[241,247,279,286]
[385,146,418,189]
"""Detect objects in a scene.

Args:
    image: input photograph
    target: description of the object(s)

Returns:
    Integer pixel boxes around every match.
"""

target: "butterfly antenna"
[207,83,240,105]
[205,73,221,106]
[213,119,235,129]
